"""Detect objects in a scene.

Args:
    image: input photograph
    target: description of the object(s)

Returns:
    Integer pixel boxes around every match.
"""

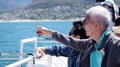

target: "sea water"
[0,21,73,67]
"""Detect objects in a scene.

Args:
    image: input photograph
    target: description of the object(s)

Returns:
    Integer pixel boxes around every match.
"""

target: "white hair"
[86,6,111,28]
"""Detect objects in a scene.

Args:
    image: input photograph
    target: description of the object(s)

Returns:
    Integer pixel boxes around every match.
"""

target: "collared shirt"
[90,29,110,67]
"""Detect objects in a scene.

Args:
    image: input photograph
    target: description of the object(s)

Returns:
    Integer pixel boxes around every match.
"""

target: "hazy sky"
[0,0,33,12]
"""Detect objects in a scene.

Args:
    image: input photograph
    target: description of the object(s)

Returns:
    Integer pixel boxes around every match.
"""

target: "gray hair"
[86,6,111,28]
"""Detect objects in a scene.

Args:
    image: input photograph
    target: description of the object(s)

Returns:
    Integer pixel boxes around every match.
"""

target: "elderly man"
[36,6,120,67]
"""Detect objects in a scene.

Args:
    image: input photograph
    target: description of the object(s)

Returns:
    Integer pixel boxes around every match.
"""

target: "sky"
[0,0,33,12]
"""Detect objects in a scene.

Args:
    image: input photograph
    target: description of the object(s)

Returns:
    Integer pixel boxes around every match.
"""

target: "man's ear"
[95,22,100,29]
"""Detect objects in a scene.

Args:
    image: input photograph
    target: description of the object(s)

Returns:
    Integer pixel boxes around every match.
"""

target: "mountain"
[0,0,119,21]
[27,0,95,9]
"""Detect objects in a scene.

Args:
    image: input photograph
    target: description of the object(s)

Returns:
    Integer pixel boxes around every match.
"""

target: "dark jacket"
[45,46,83,67]
[52,32,120,67]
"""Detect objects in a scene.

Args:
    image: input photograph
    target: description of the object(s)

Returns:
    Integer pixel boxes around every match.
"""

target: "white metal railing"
[20,37,37,59]
[5,37,37,67]
[5,37,67,67]
[5,37,54,67]
[5,56,34,67]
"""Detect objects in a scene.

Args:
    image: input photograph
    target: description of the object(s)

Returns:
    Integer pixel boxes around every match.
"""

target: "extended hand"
[36,26,53,36]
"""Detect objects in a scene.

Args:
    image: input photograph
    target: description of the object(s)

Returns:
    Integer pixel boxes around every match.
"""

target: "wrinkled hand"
[36,26,53,36]
[36,47,46,59]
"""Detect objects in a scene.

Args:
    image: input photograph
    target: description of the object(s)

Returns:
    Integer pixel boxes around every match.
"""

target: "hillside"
[0,0,119,20]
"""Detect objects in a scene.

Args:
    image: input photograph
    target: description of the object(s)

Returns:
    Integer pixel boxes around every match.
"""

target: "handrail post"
[34,37,37,53]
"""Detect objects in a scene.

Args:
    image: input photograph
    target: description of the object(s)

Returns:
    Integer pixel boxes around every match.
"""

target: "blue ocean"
[0,21,73,67]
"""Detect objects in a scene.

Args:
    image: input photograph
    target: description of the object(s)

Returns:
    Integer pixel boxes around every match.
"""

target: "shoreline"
[0,18,84,22]
[0,20,75,22]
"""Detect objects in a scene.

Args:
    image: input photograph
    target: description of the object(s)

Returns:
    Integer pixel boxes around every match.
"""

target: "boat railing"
[5,37,67,67]
[20,37,37,59]
[5,37,37,67]
[5,56,34,67]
